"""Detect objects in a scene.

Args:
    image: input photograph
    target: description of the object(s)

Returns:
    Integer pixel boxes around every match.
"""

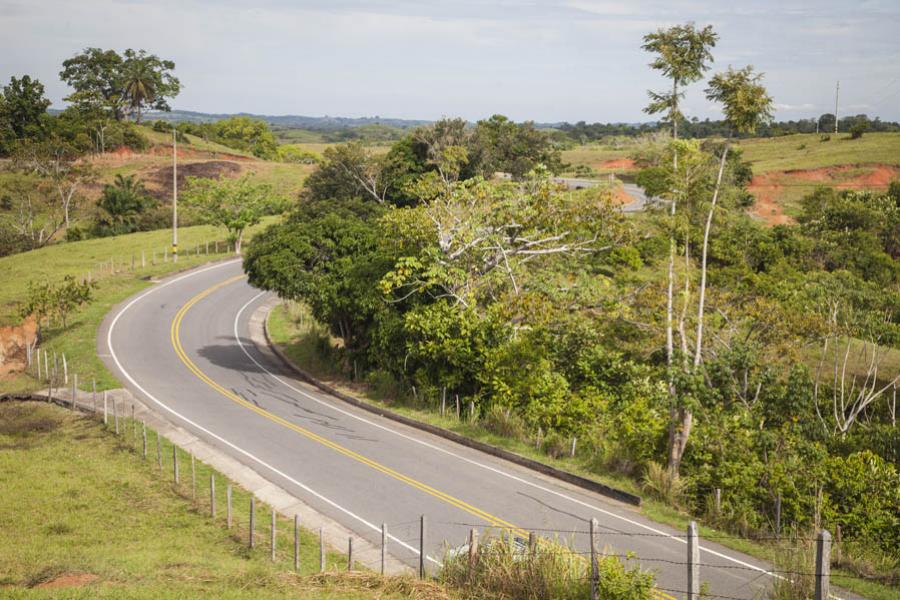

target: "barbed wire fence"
[11,373,865,600]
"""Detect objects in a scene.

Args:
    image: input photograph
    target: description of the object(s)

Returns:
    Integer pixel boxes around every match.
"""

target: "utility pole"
[172,127,178,263]
[834,80,840,134]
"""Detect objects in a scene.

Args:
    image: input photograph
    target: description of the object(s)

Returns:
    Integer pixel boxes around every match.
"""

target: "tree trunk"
[694,146,729,368]
[667,407,692,473]
[234,230,244,254]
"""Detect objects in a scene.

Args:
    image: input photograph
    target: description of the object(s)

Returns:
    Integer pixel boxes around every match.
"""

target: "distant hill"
[145,109,432,130]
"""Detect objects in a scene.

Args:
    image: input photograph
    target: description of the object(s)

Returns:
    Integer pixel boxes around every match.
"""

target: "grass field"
[139,125,257,158]
[0,401,437,599]
[561,144,635,176]
[737,132,900,173]
[0,219,277,394]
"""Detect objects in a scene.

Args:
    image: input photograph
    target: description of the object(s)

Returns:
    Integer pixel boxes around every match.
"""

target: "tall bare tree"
[642,23,717,473]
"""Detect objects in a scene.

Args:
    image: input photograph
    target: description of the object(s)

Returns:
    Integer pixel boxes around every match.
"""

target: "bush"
[481,404,527,440]
[440,531,655,600]
[641,461,686,506]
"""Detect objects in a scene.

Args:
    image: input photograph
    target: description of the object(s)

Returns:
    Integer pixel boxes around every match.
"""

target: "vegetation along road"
[102,259,798,600]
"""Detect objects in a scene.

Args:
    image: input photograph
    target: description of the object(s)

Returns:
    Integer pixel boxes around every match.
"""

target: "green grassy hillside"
[0,401,437,599]
[0,220,277,394]
[737,132,900,173]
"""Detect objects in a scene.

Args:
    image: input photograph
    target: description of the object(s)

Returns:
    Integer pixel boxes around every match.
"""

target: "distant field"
[737,132,900,173]
[139,125,257,158]
[561,144,636,176]
[0,401,417,599]
[738,133,900,223]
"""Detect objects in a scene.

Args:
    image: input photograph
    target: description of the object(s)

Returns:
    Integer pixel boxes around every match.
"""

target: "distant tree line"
[560,113,900,142]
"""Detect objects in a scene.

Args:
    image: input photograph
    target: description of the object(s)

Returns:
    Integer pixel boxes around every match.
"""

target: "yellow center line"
[169,275,677,600]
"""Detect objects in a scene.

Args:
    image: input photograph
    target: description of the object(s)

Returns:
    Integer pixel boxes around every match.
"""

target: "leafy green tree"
[60,48,128,121]
[59,48,180,123]
[0,75,51,150]
[120,49,181,123]
[642,23,718,139]
[53,275,95,328]
[472,115,564,178]
[183,175,284,253]
[304,142,389,203]
[212,117,278,159]
[243,197,388,354]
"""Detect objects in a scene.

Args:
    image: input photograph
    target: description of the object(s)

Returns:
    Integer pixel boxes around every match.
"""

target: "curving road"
[100,259,797,599]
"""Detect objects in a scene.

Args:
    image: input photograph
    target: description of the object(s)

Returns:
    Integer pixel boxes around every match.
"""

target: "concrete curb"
[260,301,642,507]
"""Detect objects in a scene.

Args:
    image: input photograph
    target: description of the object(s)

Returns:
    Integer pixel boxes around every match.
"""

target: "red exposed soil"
[598,158,636,170]
[34,573,98,589]
[748,164,900,226]
[614,186,634,206]
[0,315,38,379]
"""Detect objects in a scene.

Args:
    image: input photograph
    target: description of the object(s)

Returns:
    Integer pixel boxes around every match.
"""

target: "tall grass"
[439,531,654,600]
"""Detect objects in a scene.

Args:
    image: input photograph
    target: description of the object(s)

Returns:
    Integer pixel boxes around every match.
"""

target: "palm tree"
[122,59,156,124]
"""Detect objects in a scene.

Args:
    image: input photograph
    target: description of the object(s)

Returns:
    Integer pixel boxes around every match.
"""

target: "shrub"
[481,404,527,440]
[641,461,686,506]
[440,531,655,600]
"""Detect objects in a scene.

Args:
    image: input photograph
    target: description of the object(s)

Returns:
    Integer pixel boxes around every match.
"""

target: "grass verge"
[0,400,438,599]
[0,219,277,394]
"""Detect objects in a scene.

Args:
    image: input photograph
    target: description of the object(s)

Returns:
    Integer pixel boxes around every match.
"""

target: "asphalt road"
[100,259,786,599]
[554,177,653,212]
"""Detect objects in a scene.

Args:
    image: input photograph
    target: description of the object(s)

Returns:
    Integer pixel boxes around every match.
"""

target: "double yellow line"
[170,275,527,537]
[170,276,678,600]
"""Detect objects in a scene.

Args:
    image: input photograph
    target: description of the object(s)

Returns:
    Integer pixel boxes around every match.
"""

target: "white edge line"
[234,292,798,589]
[104,260,437,567]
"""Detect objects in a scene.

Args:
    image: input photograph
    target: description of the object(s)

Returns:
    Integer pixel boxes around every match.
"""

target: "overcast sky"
[2,0,899,123]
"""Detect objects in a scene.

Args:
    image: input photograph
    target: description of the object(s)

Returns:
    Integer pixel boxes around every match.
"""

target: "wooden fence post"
[687,521,700,600]
[156,432,162,469]
[271,510,277,562]
[173,446,179,485]
[72,373,77,409]
[210,475,216,518]
[141,249,146,268]
[347,537,353,571]
[113,399,119,434]
[590,518,599,600]
[418,514,426,579]
[715,488,722,515]
[319,527,325,572]
[248,496,254,548]
[467,529,478,579]
[775,492,782,540]
[294,515,300,572]
[191,454,196,499]
[815,530,831,600]
[381,522,387,575]
[92,379,97,414]
[62,353,68,385]
[142,421,147,459]
[226,484,232,528]
[455,394,460,419]
[570,435,577,457]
